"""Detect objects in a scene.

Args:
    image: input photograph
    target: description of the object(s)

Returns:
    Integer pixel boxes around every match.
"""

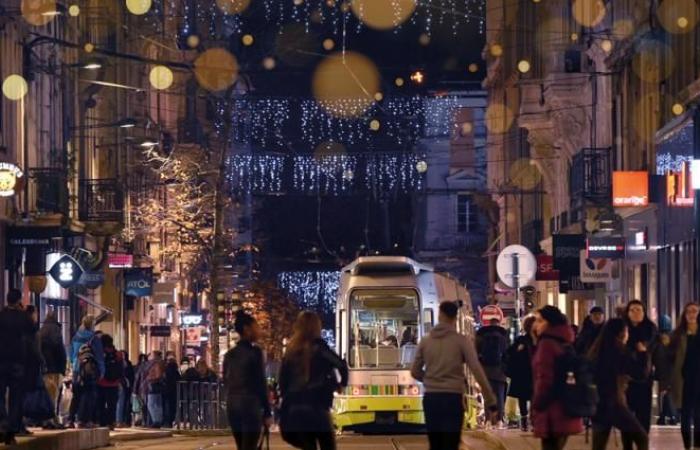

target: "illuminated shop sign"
[48,254,84,289]
[0,162,24,197]
[586,237,626,260]
[666,161,694,207]
[612,171,649,207]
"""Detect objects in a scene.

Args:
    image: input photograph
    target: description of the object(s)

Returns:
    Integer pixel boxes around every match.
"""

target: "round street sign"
[496,245,537,288]
[480,304,505,324]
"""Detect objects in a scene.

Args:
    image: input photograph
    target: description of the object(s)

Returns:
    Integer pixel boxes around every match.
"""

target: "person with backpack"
[38,311,67,429]
[97,334,124,429]
[0,290,36,445]
[411,301,497,450]
[476,317,510,426]
[531,306,584,450]
[223,310,272,450]
[279,311,348,450]
[575,306,605,356]
[116,351,135,427]
[624,300,662,436]
[68,315,104,428]
[504,315,536,431]
[588,318,649,450]
[163,351,181,428]
[20,305,44,433]
[669,302,700,450]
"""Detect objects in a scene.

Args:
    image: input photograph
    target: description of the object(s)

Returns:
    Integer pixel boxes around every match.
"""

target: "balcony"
[570,148,611,206]
[28,168,68,215]
[79,179,124,223]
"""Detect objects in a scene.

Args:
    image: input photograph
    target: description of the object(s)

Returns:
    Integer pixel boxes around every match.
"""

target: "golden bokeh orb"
[68,4,80,16]
[369,119,381,131]
[312,51,380,118]
[242,34,254,46]
[509,158,543,190]
[323,38,335,51]
[657,0,699,34]
[187,35,200,48]
[84,43,95,53]
[351,0,417,30]
[517,60,531,73]
[125,0,152,15]
[262,57,276,70]
[416,160,428,174]
[374,92,384,101]
[21,0,57,26]
[149,65,174,90]
[460,122,473,135]
[601,39,613,52]
[485,103,515,134]
[395,77,405,87]
[216,0,251,14]
[632,39,674,83]
[468,63,479,73]
[194,48,239,92]
[2,75,29,101]
[672,103,685,116]
[490,44,503,57]
[418,33,431,46]
[572,0,607,27]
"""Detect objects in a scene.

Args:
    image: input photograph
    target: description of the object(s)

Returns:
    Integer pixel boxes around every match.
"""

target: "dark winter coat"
[574,319,603,356]
[475,325,510,382]
[279,338,349,410]
[223,340,271,418]
[165,360,181,395]
[39,316,67,375]
[182,367,218,383]
[670,332,700,408]
[505,334,534,400]
[625,319,658,384]
[531,324,584,439]
[0,305,36,367]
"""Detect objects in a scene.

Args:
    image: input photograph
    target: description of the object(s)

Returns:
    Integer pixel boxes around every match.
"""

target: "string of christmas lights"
[277,271,340,316]
[656,120,693,175]
[225,151,427,195]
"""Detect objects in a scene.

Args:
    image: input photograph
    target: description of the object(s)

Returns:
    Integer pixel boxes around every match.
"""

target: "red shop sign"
[536,254,559,281]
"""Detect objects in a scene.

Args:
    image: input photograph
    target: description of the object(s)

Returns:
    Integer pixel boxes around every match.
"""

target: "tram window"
[423,309,434,335]
[348,289,420,369]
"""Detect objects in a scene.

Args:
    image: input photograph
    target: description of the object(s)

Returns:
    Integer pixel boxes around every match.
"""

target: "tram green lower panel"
[333,395,480,431]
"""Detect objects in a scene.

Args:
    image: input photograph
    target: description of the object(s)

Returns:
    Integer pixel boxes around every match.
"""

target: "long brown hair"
[671,302,700,352]
[285,311,323,382]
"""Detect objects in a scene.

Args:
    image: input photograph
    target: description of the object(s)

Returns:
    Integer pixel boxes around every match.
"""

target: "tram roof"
[341,256,434,276]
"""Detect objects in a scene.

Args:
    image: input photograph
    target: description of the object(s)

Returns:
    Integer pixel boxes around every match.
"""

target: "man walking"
[411,301,497,450]
[39,311,67,428]
[0,289,36,445]
[476,317,510,425]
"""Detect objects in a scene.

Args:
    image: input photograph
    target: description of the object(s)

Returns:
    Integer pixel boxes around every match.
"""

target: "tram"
[332,256,480,433]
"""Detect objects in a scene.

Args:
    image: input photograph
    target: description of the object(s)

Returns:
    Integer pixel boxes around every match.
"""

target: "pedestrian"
[38,310,67,429]
[669,302,700,450]
[624,300,661,435]
[116,351,135,427]
[97,334,124,429]
[575,306,605,356]
[133,353,149,426]
[0,289,36,445]
[183,359,218,383]
[656,315,678,426]
[588,318,649,450]
[163,351,181,428]
[140,351,166,428]
[21,304,43,433]
[411,301,497,450]
[223,310,272,450]
[279,311,348,450]
[476,317,510,425]
[68,315,104,428]
[531,305,583,450]
[504,315,536,431]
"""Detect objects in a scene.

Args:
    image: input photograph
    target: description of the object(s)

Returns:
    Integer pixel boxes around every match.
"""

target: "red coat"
[531,324,584,439]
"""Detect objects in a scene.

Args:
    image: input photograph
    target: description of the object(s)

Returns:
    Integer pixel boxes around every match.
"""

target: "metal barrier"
[175,381,228,430]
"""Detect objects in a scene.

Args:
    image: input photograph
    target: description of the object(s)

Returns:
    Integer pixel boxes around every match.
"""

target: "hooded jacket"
[531,324,584,438]
[410,322,497,408]
[70,328,105,378]
[39,315,67,374]
[476,325,510,382]
[625,317,658,384]
[0,305,35,367]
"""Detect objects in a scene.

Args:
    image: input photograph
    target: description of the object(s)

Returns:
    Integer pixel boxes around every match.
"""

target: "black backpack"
[544,335,598,418]
[479,330,507,367]
[104,349,124,382]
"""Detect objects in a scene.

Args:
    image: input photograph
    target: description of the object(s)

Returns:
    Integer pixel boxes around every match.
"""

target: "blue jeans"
[147,394,163,427]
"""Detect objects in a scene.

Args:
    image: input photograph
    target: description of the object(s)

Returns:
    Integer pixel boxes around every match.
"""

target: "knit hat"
[589,306,604,315]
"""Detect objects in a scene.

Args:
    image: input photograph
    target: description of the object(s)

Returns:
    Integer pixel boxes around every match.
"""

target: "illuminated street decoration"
[278,271,340,316]
[48,254,84,289]
[0,163,24,197]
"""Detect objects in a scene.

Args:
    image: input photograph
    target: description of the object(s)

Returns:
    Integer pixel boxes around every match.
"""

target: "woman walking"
[531,306,583,450]
[589,318,649,450]
[670,303,700,450]
[624,300,659,436]
[223,310,271,450]
[505,315,536,431]
[279,311,348,450]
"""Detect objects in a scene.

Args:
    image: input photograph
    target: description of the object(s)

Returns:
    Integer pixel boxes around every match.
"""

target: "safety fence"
[175,381,228,430]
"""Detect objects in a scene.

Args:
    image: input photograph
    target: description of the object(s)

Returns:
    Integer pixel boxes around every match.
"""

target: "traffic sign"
[480,305,504,324]
[496,245,536,288]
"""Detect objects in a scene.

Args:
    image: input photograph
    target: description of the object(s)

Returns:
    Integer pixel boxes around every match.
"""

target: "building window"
[456,194,475,233]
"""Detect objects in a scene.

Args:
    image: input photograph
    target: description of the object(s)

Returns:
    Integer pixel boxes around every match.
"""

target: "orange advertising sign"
[613,171,649,207]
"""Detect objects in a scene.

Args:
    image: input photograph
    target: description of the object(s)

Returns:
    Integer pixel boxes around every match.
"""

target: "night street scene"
[2,1,700,450]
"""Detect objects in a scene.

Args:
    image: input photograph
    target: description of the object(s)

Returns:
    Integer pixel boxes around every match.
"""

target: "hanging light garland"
[227,154,286,194]
[278,271,340,316]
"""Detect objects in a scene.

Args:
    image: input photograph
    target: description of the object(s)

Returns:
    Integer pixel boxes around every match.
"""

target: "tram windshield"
[348,289,420,369]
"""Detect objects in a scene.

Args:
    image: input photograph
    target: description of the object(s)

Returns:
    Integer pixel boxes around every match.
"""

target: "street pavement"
[97,426,686,450]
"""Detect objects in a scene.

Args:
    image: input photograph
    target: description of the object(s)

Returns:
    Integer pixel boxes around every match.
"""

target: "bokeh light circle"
[125,0,152,15]
[416,160,428,174]
[68,4,80,16]
[216,0,251,14]
[351,0,417,30]
[672,103,685,115]
[508,159,542,190]
[194,48,239,92]
[312,51,380,118]
[323,39,335,51]
[468,63,479,73]
[632,39,674,83]
[374,92,384,101]
[369,119,381,131]
[84,43,95,53]
[263,57,276,70]
[21,0,57,26]
[418,33,431,46]
[490,44,503,57]
[517,60,531,73]
[149,65,174,90]
[242,34,254,46]
[485,103,515,134]
[395,77,405,87]
[657,0,699,34]
[601,39,613,52]
[2,75,29,101]
[572,0,607,27]
[460,122,473,135]
[612,19,635,39]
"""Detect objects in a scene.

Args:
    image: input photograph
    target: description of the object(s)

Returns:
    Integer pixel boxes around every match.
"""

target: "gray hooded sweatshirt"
[411,322,497,408]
